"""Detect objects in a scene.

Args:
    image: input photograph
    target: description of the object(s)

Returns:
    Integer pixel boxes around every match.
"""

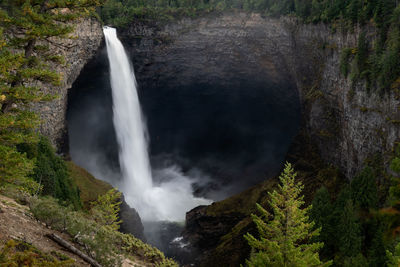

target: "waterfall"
[103,27,211,222]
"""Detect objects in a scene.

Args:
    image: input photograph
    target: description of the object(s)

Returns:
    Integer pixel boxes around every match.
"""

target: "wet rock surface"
[119,195,146,241]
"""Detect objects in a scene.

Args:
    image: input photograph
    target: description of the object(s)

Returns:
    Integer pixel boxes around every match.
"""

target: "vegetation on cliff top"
[101,0,400,94]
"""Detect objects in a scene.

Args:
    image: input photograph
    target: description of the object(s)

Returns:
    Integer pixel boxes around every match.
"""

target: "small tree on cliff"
[244,162,331,267]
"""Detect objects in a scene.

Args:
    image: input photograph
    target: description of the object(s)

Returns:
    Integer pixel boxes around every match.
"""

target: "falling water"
[103,27,211,221]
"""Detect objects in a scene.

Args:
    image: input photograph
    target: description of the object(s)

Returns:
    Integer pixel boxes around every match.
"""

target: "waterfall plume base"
[103,27,211,222]
[68,28,300,261]
[68,27,299,222]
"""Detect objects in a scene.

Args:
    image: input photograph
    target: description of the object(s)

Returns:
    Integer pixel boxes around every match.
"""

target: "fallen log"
[46,233,102,267]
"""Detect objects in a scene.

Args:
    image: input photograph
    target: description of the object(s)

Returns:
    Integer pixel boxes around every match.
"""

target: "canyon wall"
[37,12,399,183]
[35,12,400,266]
[34,18,103,151]
[121,12,400,179]
[116,13,400,266]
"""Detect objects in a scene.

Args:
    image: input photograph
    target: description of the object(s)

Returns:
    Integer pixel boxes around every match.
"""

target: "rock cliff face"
[117,12,400,265]
[44,12,400,266]
[31,17,148,248]
[34,18,103,151]
[121,12,400,179]
[41,13,397,180]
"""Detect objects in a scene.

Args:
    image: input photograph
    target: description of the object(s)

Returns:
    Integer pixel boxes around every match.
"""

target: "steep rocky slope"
[67,162,145,241]
[0,194,153,267]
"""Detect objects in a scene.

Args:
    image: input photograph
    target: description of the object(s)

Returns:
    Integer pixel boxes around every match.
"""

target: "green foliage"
[310,164,389,266]
[382,155,400,237]
[367,220,386,267]
[30,196,71,229]
[387,242,400,267]
[91,188,122,230]
[337,199,363,257]
[29,137,81,209]
[30,196,178,267]
[310,186,334,259]
[0,0,102,197]
[350,166,378,211]
[0,239,74,266]
[341,253,369,267]
[390,157,400,173]
[67,161,113,209]
[389,156,400,207]
[244,162,330,267]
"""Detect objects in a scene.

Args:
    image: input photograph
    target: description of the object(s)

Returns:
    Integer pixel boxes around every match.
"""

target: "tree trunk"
[46,233,102,267]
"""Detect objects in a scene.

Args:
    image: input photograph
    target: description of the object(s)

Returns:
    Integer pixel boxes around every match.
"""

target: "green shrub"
[29,195,178,267]
[30,137,81,209]
[0,239,74,266]
[90,188,122,230]
[29,196,70,230]
[350,166,378,211]
[67,161,113,210]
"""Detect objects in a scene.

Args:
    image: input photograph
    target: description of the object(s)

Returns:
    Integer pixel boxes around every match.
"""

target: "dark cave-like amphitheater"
[67,43,301,201]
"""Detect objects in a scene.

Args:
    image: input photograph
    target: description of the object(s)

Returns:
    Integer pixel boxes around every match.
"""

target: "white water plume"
[103,27,211,222]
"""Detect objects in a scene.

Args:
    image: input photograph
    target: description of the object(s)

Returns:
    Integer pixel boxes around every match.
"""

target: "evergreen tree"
[244,162,331,267]
[367,220,386,267]
[91,188,122,230]
[337,200,362,258]
[310,186,335,259]
[341,253,368,267]
[350,166,378,211]
[31,137,81,209]
[0,0,101,193]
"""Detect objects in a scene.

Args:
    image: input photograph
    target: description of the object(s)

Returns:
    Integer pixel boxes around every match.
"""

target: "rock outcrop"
[119,195,146,241]
[34,18,103,151]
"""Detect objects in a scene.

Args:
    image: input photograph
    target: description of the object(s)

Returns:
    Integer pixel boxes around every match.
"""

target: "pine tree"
[91,188,122,230]
[310,186,335,259]
[244,162,331,267]
[0,0,101,192]
[31,137,81,209]
[367,220,386,267]
[350,166,378,211]
[337,200,362,258]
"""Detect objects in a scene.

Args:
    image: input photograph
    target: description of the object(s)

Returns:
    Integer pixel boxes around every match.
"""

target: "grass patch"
[67,161,112,209]
[0,239,74,266]
[206,178,277,217]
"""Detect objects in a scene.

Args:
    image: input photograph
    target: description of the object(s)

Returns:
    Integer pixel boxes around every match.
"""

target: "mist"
[67,36,300,222]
